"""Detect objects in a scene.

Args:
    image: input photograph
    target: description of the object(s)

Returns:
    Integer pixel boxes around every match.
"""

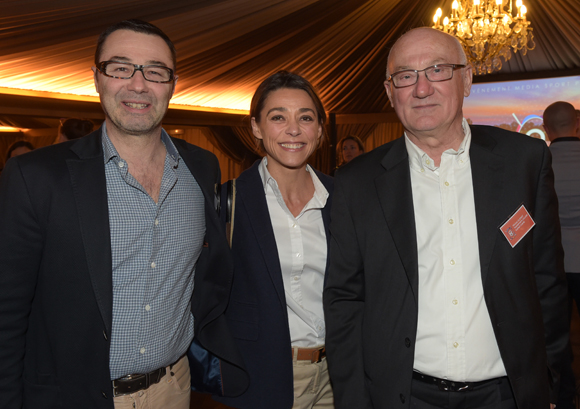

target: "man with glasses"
[324,27,568,409]
[0,20,247,409]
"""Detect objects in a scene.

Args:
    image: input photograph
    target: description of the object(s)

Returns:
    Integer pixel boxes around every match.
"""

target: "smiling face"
[92,29,176,139]
[251,88,322,175]
[342,139,362,163]
[384,28,472,142]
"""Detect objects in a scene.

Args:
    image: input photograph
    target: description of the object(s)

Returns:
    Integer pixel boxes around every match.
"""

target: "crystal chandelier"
[432,0,535,75]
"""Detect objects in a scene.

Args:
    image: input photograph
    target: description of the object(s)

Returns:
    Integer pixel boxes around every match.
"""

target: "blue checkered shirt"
[102,124,205,379]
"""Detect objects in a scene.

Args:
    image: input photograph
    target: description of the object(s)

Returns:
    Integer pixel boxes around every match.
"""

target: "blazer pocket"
[226,300,259,341]
[23,375,62,408]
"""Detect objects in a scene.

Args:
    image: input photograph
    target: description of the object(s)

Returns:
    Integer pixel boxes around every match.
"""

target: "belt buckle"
[312,347,325,363]
[112,373,146,397]
[437,380,470,392]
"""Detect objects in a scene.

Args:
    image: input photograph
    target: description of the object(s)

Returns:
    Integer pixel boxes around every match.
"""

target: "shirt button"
[420,168,425,173]
[294,276,299,281]
[151,262,156,268]
[452,299,458,305]
[296,253,301,258]
[425,159,431,165]
[450,259,455,265]
[140,347,146,354]
[448,219,454,224]
[155,219,159,226]
[145,304,151,311]
[445,181,450,186]
[292,223,297,228]
[453,342,459,348]
[118,161,125,168]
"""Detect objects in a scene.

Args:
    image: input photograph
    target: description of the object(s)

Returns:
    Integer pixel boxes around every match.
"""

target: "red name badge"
[500,204,535,248]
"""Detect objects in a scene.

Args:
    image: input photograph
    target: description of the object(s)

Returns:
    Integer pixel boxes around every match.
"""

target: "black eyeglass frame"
[96,61,176,84]
[387,64,466,88]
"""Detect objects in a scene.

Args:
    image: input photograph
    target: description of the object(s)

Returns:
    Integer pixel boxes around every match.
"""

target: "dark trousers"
[410,377,516,409]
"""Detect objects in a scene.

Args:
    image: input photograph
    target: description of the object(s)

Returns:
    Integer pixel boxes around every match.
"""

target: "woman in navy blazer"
[217,71,334,409]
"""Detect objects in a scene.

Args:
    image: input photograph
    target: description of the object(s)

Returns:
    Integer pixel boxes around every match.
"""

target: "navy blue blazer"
[216,160,333,409]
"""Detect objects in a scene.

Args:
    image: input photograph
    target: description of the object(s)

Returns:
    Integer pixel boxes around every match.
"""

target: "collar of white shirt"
[404,118,472,173]
[257,157,328,216]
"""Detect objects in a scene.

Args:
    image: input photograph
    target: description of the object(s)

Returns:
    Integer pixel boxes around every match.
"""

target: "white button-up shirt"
[259,158,328,348]
[407,119,507,381]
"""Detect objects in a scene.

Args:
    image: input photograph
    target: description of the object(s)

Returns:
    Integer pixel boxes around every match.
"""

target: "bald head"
[386,27,467,78]
[543,101,578,141]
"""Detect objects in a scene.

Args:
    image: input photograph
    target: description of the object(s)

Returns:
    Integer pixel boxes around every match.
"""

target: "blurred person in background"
[336,135,364,170]
[55,118,94,143]
[543,101,580,409]
[6,140,34,161]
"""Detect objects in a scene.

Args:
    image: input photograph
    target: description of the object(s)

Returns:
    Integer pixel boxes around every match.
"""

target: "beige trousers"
[292,357,334,409]
[113,355,190,409]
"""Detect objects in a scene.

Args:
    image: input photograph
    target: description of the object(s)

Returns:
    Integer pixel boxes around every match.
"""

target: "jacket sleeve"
[532,144,570,403]
[323,178,372,409]
[0,159,44,408]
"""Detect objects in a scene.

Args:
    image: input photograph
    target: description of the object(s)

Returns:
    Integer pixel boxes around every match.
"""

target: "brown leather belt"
[112,367,166,397]
[292,346,326,363]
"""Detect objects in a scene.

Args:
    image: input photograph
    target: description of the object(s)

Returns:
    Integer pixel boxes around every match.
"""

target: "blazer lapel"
[176,143,219,217]
[237,164,287,306]
[316,171,333,273]
[67,131,113,335]
[469,127,505,285]
[375,138,419,299]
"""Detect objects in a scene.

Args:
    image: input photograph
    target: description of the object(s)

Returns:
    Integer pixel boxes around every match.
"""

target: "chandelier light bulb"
[452,0,459,9]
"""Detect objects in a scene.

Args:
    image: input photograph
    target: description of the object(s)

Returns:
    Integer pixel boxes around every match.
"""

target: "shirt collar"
[404,118,471,172]
[258,156,329,209]
[101,122,180,168]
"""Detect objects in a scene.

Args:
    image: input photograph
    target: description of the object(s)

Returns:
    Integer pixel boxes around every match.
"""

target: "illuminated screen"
[463,75,580,141]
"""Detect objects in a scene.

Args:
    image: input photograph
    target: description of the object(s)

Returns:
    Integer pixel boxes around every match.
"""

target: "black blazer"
[216,160,333,409]
[0,128,247,408]
[324,125,569,409]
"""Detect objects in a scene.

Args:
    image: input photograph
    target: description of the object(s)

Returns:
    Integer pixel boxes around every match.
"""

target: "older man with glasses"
[0,19,247,409]
[324,27,568,409]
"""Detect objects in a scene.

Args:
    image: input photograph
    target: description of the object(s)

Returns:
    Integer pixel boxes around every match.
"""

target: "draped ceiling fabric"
[1,0,580,174]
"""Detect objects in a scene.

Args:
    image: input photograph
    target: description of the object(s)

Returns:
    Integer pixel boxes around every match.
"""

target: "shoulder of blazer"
[470,124,546,158]
[236,159,262,183]
[313,168,334,195]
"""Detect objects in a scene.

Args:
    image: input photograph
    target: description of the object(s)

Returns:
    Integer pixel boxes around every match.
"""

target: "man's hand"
[551,404,556,409]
